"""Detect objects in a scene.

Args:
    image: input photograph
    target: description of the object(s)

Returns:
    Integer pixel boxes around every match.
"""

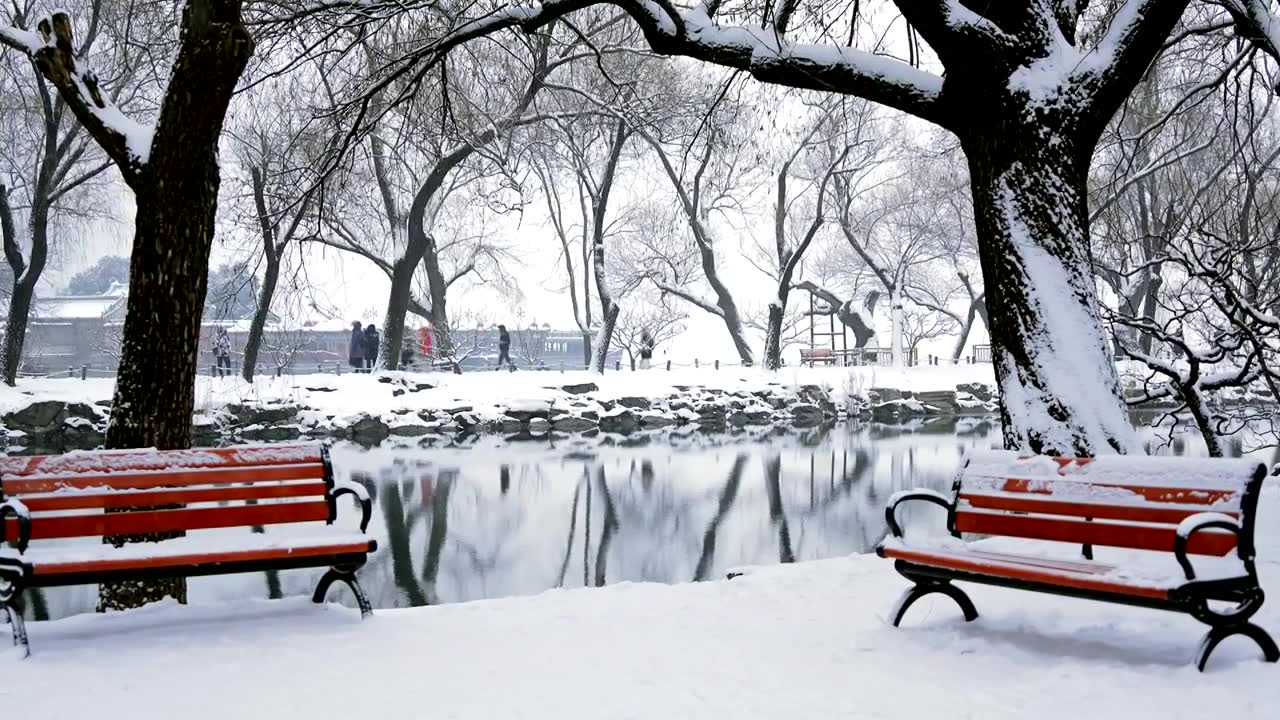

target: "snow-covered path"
[7,484,1279,719]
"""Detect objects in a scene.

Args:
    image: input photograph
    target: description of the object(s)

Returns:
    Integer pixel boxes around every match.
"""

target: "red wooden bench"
[877,450,1277,671]
[0,442,375,656]
[799,347,836,367]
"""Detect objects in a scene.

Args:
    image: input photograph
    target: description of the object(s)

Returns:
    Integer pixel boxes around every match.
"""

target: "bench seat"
[1,528,375,582]
[879,537,1250,601]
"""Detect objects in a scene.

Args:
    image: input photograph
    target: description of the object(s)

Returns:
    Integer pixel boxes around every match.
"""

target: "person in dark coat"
[214,327,233,377]
[496,324,513,370]
[349,321,364,371]
[363,324,380,371]
[638,329,655,370]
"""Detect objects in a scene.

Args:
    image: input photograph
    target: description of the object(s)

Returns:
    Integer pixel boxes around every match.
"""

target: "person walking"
[363,323,380,371]
[214,327,233,377]
[638,329,655,370]
[496,324,514,371]
[348,321,364,372]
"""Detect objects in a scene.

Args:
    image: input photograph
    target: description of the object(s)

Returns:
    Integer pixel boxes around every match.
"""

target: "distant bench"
[877,450,1277,671]
[0,442,375,656]
[799,348,836,367]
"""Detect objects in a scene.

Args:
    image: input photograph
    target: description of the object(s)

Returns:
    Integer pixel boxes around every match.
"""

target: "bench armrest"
[0,498,32,553]
[1175,512,1241,581]
[329,479,372,533]
[884,489,953,539]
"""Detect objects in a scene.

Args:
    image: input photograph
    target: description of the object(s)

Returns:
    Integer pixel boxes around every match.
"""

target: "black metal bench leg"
[1194,622,1280,671]
[890,581,979,627]
[3,601,29,658]
[313,567,373,619]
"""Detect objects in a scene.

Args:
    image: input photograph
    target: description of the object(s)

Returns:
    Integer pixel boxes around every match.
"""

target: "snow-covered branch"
[3,13,153,187]
[652,280,724,318]
[349,0,946,130]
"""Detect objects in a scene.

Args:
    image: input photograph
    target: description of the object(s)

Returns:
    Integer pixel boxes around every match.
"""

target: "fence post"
[81,364,87,380]
[715,359,720,370]
[695,358,700,369]
[615,359,621,371]
[666,360,671,371]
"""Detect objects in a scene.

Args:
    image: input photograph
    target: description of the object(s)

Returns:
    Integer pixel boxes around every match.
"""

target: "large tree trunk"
[590,304,620,374]
[889,290,904,368]
[950,297,983,363]
[2,280,35,385]
[241,166,289,382]
[99,0,253,611]
[241,251,279,382]
[762,298,785,371]
[964,126,1138,456]
[694,237,754,366]
[422,238,453,360]
[379,255,416,371]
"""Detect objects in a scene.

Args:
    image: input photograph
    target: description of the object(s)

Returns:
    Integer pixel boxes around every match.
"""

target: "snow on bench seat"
[878,535,1249,599]
[3,528,373,576]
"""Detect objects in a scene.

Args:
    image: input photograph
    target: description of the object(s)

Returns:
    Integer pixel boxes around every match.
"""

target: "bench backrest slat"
[953,451,1265,558]
[1,442,334,544]
[2,463,326,494]
[15,481,331,513]
[4,501,331,543]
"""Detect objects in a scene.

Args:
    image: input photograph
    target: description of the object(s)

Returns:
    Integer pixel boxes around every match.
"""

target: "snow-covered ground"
[6,478,1278,718]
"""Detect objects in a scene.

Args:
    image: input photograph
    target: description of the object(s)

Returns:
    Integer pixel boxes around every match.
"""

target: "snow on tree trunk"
[241,252,279,382]
[590,303,620,374]
[965,132,1139,456]
[763,300,785,371]
[590,225,618,374]
[889,290,904,368]
[692,231,754,367]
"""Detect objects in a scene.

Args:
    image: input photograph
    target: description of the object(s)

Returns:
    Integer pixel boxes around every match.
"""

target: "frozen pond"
[17,419,1267,620]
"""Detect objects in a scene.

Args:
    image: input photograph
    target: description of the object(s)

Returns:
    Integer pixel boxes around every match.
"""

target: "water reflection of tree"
[692,454,748,582]
[556,473,584,587]
[763,455,797,564]
[421,471,455,604]
[369,464,456,607]
[380,476,429,606]
[592,467,618,587]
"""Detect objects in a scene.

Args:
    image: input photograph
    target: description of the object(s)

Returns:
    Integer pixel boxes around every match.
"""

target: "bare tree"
[1110,68,1280,455]
[758,93,894,369]
[0,0,122,386]
[614,291,686,370]
[231,74,328,382]
[620,77,759,366]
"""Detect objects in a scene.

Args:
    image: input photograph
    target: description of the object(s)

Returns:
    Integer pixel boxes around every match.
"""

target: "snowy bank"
[0,366,1004,449]
[6,480,1279,719]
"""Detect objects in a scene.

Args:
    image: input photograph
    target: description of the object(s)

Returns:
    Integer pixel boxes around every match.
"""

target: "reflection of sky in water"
[23,418,1271,621]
